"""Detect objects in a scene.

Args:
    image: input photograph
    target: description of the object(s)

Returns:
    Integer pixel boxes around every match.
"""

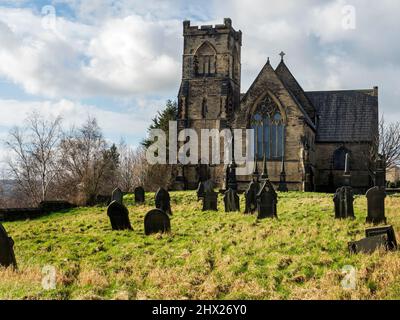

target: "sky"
[0,0,399,173]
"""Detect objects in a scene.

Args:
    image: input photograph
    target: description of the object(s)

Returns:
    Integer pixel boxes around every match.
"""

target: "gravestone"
[348,235,388,254]
[244,180,259,214]
[202,191,218,211]
[333,186,355,219]
[196,181,205,200]
[134,186,145,204]
[203,179,215,193]
[155,187,172,215]
[0,223,17,269]
[111,187,123,204]
[226,163,238,190]
[366,186,386,224]
[365,225,397,250]
[223,188,240,212]
[144,209,171,235]
[107,200,132,231]
[256,180,278,219]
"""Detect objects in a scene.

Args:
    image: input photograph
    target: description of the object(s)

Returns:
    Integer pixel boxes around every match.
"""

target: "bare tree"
[60,117,118,204]
[358,116,400,181]
[5,112,63,205]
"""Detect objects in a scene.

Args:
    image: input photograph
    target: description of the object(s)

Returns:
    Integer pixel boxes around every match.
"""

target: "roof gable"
[275,60,316,121]
[240,60,315,129]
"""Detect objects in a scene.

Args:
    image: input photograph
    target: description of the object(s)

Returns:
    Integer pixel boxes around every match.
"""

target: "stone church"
[176,18,379,192]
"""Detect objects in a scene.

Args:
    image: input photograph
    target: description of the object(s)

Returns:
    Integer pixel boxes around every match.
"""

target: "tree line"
[1,100,178,208]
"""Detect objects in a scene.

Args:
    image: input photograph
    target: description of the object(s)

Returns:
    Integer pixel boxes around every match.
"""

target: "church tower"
[177,18,242,188]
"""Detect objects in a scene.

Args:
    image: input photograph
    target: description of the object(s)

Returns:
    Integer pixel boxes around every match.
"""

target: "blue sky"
[0,0,400,173]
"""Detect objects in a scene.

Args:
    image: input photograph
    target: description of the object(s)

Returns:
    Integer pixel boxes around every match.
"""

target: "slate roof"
[306,89,378,142]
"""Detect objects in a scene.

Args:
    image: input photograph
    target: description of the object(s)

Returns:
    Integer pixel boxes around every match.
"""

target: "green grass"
[1,191,400,300]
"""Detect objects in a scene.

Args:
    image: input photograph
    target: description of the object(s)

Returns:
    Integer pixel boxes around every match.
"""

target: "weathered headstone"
[196,181,205,200]
[366,225,397,250]
[244,180,259,214]
[202,191,218,211]
[366,186,386,224]
[144,209,171,235]
[348,235,387,254]
[256,179,278,219]
[223,188,240,212]
[111,187,123,204]
[0,223,17,269]
[134,186,145,204]
[333,186,355,219]
[203,179,215,193]
[107,200,132,231]
[155,187,172,215]
[374,155,386,187]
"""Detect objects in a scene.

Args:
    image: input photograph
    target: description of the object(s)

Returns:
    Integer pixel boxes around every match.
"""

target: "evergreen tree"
[142,100,178,149]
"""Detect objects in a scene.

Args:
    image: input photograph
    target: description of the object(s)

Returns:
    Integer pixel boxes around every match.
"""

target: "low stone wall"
[0,201,75,222]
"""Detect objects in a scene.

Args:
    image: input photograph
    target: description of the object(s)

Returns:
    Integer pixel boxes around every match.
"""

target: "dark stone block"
[244,180,259,214]
[196,181,205,200]
[256,180,278,219]
[107,200,132,231]
[365,225,397,250]
[155,188,172,215]
[333,186,355,219]
[134,186,145,204]
[144,209,171,235]
[348,235,387,254]
[111,187,123,204]
[366,186,386,224]
[202,191,218,211]
[223,188,240,212]
[0,223,17,269]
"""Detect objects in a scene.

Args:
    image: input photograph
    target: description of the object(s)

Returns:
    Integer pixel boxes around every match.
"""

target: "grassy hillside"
[1,191,400,300]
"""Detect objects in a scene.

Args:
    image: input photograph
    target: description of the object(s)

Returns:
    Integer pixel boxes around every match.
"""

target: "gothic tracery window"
[195,42,216,76]
[251,95,285,160]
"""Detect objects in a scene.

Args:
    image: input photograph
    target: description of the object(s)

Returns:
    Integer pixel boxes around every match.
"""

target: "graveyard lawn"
[1,191,400,300]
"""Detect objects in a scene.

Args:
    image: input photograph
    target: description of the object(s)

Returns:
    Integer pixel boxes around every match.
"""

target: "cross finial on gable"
[279,51,286,61]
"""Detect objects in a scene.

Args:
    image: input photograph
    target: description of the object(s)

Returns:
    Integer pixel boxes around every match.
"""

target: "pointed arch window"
[251,95,285,160]
[194,42,216,76]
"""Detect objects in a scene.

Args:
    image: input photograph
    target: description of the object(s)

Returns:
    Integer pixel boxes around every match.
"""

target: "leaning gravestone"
[155,187,172,215]
[333,186,355,219]
[366,186,386,224]
[224,188,240,212]
[0,223,17,269]
[134,186,145,204]
[111,187,123,204]
[144,209,171,235]
[107,200,132,231]
[366,225,397,250]
[256,180,278,219]
[244,180,259,214]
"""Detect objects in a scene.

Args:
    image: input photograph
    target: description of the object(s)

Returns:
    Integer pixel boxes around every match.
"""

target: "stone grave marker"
[0,223,17,269]
[107,200,132,231]
[365,225,397,251]
[333,186,355,219]
[366,186,386,224]
[155,187,172,215]
[134,186,145,204]
[144,209,171,235]
[196,181,205,200]
[202,190,218,211]
[111,187,123,204]
[244,180,259,214]
[256,179,277,219]
[348,235,387,254]
[223,188,240,212]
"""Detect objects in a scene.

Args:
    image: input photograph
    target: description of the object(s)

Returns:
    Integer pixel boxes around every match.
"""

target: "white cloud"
[0,7,181,98]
